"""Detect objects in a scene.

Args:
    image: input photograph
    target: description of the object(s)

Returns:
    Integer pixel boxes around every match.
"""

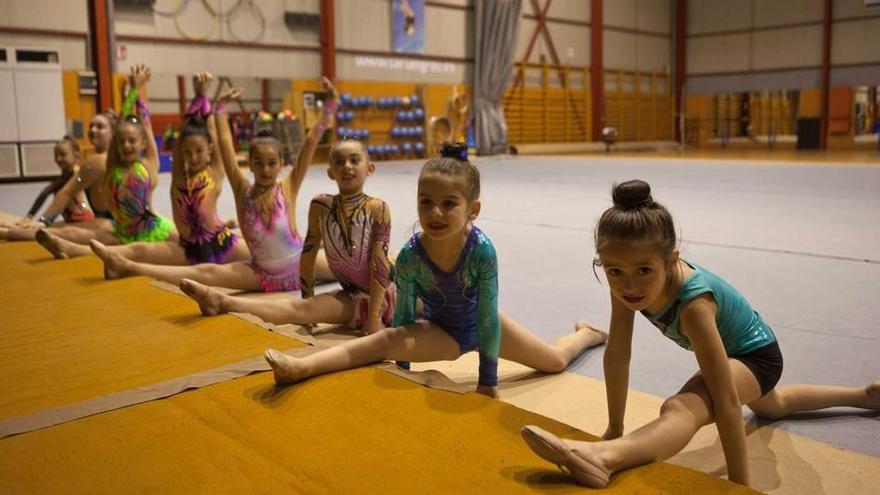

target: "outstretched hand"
[194,72,214,97]
[321,76,339,103]
[129,64,151,90]
[476,384,499,399]
[602,426,623,440]
[217,87,244,104]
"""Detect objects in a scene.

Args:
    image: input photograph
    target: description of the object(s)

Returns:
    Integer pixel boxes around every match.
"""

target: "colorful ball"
[402,142,413,153]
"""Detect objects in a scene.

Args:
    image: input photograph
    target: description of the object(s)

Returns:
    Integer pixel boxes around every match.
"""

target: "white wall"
[335,0,471,83]
[604,0,671,72]
[687,0,880,92]
[0,0,90,70]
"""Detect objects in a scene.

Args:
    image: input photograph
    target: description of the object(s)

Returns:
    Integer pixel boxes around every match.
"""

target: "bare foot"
[575,320,609,345]
[90,240,128,279]
[264,349,305,385]
[180,278,227,316]
[36,229,69,259]
[867,380,880,409]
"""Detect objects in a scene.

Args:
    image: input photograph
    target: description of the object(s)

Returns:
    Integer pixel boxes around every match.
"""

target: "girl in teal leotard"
[521,180,880,489]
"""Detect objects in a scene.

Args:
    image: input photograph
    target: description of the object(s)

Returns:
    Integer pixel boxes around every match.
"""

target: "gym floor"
[1,150,878,488]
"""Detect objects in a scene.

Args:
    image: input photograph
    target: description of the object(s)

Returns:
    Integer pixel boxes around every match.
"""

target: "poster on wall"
[392,0,424,54]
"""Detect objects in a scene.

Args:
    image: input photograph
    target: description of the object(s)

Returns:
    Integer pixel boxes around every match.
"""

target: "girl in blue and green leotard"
[264,142,608,398]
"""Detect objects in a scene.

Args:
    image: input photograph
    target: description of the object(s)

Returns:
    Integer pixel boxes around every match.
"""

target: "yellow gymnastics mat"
[0,242,301,423]
[0,241,755,493]
[0,367,755,494]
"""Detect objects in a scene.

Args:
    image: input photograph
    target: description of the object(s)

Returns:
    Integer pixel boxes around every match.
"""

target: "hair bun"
[255,128,275,138]
[439,141,468,161]
[185,114,207,127]
[612,180,653,209]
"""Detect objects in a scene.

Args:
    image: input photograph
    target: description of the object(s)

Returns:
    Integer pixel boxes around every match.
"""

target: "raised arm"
[128,64,159,175]
[603,294,635,439]
[286,77,338,195]
[363,199,393,334]
[299,197,326,299]
[175,72,218,181]
[214,87,250,196]
[475,240,501,398]
[680,294,749,486]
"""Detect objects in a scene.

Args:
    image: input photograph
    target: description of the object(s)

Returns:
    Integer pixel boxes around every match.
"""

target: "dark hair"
[594,180,676,259]
[56,135,81,155]
[420,141,480,201]
[249,128,282,161]
[94,109,118,128]
[329,139,370,162]
[180,115,212,144]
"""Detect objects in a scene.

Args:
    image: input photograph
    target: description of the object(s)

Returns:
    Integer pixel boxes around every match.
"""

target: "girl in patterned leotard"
[263,143,608,397]
[92,78,338,291]
[35,64,176,259]
[180,139,395,334]
[87,72,250,266]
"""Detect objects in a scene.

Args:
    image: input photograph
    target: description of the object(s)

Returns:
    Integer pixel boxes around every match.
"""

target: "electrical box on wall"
[284,12,320,29]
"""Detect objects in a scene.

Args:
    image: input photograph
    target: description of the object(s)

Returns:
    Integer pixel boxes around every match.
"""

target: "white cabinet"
[0,48,18,142]
[0,46,66,179]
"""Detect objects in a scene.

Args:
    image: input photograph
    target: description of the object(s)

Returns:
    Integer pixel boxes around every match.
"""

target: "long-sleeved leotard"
[392,226,501,386]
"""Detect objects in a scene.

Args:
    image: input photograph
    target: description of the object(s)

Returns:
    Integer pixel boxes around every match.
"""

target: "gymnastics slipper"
[521,425,611,488]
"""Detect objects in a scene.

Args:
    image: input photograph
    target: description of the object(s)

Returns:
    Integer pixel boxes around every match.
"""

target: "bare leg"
[748,379,880,419]
[106,240,190,265]
[180,279,354,324]
[497,313,607,373]
[1,227,37,241]
[37,228,118,258]
[91,240,262,290]
[265,321,460,385]
[523,359,762,487]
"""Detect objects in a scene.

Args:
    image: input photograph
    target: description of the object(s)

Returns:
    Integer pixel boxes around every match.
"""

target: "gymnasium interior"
[1,1,878,493]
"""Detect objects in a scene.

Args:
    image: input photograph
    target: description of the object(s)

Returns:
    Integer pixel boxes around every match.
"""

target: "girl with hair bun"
[91,77,340,292]
[521,179,880,489]
[262,142,607,398]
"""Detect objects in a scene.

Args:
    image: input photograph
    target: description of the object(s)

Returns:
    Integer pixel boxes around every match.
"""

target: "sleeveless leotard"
[107,160,173,243]
[313,193,395,327]
[174,169,238,264]
[641,260,777,355]
[239,183,303,292]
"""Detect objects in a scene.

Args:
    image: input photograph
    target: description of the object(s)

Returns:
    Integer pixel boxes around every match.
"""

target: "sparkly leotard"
[174,169,238,264]
[239,183,303,292]
[392,226,501,387]
[107,160,173,243]
[641,261,777,355]
[311,193,395,327]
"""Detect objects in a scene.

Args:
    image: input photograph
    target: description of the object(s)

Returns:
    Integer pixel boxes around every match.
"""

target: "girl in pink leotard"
[180,139,395,335]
